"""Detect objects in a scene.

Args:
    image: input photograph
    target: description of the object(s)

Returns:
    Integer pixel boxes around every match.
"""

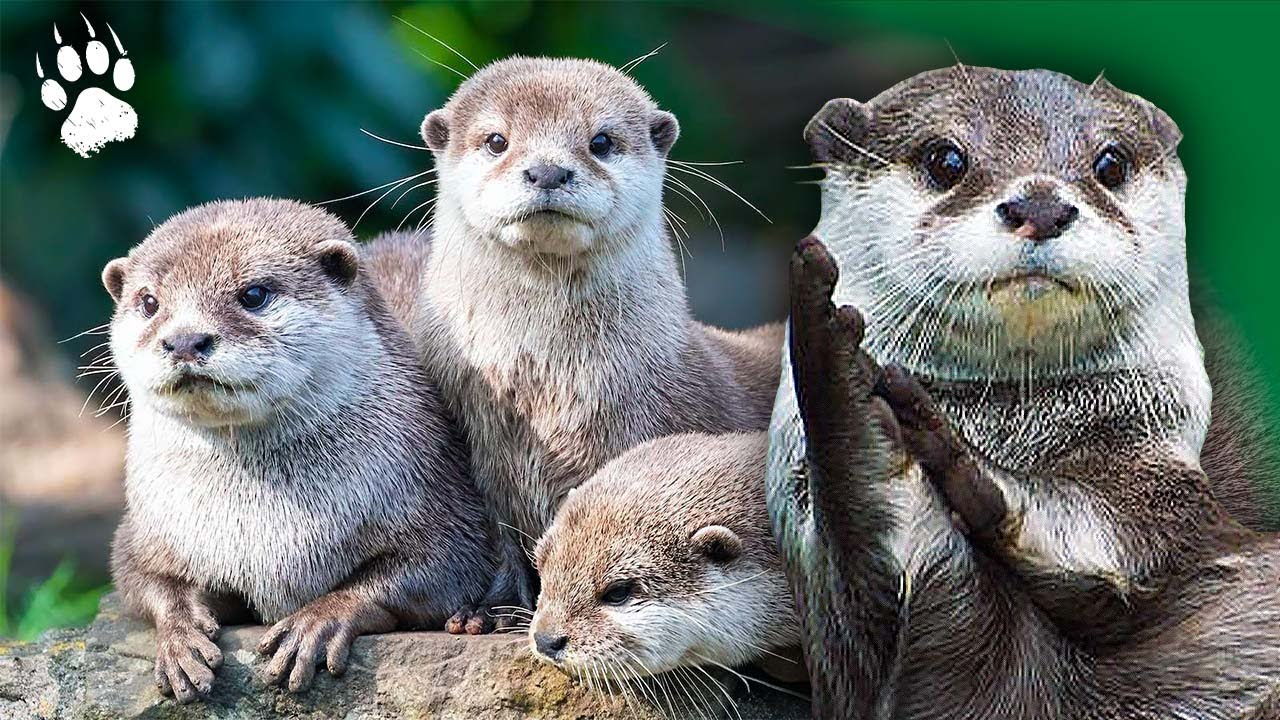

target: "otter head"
[807,67,1189,378]
[421,56,679,257]
[530,433,794,678]
[102,199,366,428]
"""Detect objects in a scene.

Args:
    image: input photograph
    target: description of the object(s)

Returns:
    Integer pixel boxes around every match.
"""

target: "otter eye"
[238,285,272,311]
[589,133,614,158]
[484,133,508,155]
[923,140,968,190]
[1093,145,1131,190]
[599,580,634,606]
[140,294,159,319]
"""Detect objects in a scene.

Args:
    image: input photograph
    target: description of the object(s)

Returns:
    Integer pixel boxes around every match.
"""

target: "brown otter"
[104,199,495,702]
[768,68,1280,718]
[369,56,784,632]
[530,432,799,680]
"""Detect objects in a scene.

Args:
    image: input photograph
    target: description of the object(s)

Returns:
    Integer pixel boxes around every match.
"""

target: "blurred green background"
[1,0,1277,637]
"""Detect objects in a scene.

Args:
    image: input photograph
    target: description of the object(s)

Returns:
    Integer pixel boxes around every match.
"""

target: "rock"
[0,595,810,719]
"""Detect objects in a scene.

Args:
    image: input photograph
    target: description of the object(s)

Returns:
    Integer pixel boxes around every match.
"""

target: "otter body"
[107,199,495,702]
[768,68,1280,719]
[382,56,782,629]
[531,432,799,679]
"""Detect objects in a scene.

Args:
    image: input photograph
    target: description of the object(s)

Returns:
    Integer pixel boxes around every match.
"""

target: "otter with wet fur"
[530,432,799,683]
[106,199,494,702]
[768,68,1280,718]
[374,57,783,631]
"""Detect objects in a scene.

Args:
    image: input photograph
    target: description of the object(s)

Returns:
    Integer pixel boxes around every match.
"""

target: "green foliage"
[0,523,109,641]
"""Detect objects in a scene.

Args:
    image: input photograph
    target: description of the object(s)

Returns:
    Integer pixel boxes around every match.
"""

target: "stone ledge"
[0,595,808,719]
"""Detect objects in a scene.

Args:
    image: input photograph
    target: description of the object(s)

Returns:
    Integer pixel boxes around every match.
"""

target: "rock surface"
[0,595,810,719]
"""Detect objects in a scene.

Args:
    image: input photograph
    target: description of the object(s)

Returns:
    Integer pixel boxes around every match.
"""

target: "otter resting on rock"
[529,432,801,684]
[767,68,1280,719]
[104,199,495,702]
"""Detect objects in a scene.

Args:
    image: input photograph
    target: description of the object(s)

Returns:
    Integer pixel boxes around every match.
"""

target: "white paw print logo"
[36,14,137,158]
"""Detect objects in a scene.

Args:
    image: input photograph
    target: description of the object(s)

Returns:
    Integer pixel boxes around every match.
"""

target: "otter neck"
[426,202,693,361]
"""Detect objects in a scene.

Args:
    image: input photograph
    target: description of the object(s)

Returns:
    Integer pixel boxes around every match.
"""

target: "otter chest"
[126,444,373,622]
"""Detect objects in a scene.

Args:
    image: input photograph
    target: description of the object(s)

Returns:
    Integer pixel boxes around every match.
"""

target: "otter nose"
[524,163,573,190]
[533,631,569,659]
[996,195,1079,241]
[162,332,216,363]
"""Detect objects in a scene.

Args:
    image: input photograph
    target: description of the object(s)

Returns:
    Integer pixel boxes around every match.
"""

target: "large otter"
[370,56,783,631]
[768,68,1280,718]
[105,199,495,702]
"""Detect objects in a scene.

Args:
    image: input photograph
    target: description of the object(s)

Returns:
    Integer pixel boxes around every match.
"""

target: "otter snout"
[996,189,1079,241]
[162,332,217,363]
[533,630,569,661]
[524,163,574,190]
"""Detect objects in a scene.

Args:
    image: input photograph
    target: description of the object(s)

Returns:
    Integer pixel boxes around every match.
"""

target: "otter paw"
[874,364,1006,536]
[154,621,223,704]
[788,236,894,451]
[445,604,523,635]
[258,605,360,693]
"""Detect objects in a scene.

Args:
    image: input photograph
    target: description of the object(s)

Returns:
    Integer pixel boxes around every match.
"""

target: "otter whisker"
[690,652,811,702]
[394,15,479,71]
[619,42,667,75]
[668,570,768,599]
[411,48,468,81]
[667,162,771,222]
[813,120,890,168]
[58,323,110,344]
[391,179,439,209]
[359,128,430,152]
[316,169,432,206]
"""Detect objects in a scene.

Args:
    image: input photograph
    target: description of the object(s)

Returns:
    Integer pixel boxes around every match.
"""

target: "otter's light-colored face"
[422,57,678,257]
[808,68,1191,377]
[529,435,795,680]
[103,200,365,428]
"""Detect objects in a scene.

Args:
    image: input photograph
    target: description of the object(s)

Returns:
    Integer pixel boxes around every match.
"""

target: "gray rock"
[0,595,809,719]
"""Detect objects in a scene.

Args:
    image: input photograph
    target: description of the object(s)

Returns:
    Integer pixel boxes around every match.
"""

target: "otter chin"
[984,273,1092,346]
[496,208,595,255]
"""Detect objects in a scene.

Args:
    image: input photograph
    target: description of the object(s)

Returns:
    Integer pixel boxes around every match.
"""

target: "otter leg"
[446,536,535,635]
[873,364,1008,540]
[787,236,907,720]
[111,520,227,704]
[256,556,422,693]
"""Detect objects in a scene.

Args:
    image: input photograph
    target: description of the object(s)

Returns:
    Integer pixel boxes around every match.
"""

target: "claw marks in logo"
[36,13,137,158]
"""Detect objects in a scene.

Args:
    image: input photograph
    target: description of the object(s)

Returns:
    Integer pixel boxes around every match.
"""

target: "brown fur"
[531,432,798,677]
[373,56,784,631]
[106,199,495,703]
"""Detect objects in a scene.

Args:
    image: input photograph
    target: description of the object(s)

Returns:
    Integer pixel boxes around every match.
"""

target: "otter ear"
[421,110,450,154]
[315,240,359,287]
[1146,104,1182,150]
[101,258,129,302]
[650,110,679,156]
[691,525,743,564]
[804,98,871,164]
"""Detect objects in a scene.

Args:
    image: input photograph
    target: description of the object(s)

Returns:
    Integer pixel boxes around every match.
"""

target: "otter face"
[808,68,1187,375]
[103,200,363,428]
[533,515,765,677]
[422,57,678,257]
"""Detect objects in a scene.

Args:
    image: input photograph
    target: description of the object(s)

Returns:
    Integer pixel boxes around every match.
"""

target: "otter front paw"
[874,364,1007,537]
[789,236,899,466]
[257,596,379,693]
[154,619,223,704]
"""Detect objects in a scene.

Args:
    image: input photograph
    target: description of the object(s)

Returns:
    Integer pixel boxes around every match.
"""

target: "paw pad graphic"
[36,14,137,158]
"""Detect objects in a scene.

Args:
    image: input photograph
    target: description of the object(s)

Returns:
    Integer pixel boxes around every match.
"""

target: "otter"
[530,432,799,684]
[768,68,1280,718]
[370,56,783,632]
[105,199,495,703]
